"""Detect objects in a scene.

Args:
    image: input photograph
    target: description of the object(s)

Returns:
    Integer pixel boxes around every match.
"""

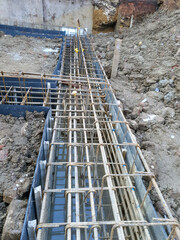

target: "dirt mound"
[93,0,118,32]
[92,8,180,220]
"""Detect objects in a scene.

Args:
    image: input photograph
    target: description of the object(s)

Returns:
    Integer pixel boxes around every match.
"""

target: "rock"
[139,98,149,112]
[159,79,169,87]
[146,91,164,101]
[20,123,28,136]
[141,141,156,150]
[2,199,27,240]
[3,176,31,204]
[162,59,177,68]
[137,113,164,130]
[174,101,180,109]
[100,51,106,59]
[123,63,135,71]
[144,77,157,86]
[131,106,142,119]
[3,189,16,204]
[106,51,113,60]
[140,45,147,50]
[161,107,175,118]
[175,81,180,91]
[164,91,174,103]
[156,200,166,216]
[17,177,31,198]
[93,2,118,31]
[0,149,8,162]
[102,60,111,77]
[128,119,138,130]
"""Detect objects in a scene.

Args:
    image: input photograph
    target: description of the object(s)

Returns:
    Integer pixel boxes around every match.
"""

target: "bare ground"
[0,33,62,74]
[93,8,180,220]
[0,112,45,239]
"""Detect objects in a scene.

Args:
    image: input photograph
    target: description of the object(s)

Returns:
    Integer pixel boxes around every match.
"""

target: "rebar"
[1,33,180,240]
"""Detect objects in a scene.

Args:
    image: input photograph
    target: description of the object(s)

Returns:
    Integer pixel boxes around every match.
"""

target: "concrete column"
[111,39,122,79]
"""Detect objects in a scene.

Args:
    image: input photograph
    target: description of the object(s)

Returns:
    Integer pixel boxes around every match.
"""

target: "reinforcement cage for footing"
[36,35,180,240]
[0,34,179,240]
[0,72,63,110]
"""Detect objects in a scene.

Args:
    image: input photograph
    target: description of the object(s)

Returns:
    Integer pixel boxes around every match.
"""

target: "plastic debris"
[72,90,77,96]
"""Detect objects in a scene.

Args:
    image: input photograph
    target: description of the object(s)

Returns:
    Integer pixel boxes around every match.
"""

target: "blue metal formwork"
[0,75,58,106]
[53,39,64,75]
[0,76,57,89]
[0,104,49,117]
[20,108,51,240]
[0,24,65,39]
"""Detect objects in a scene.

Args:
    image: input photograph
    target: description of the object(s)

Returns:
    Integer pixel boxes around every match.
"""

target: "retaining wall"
[0,0,93,32]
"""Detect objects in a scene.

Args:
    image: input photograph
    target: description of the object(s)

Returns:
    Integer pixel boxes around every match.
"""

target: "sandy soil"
[0,112,45,238]
[93,9,180,220]
[0,34,62,74]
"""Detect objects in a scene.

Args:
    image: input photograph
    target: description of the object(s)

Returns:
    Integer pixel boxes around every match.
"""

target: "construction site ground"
[0,33,62,73]
[0,7,179,239]
[0,112,45,239]
[93,8,180,221]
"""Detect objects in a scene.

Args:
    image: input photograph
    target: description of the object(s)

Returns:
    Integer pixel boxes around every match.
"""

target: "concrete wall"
[0,0,93,32]
[0,0,43,25]
[43,0,93,30]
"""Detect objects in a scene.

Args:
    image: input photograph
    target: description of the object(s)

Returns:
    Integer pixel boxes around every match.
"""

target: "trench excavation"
[0,27,180,240]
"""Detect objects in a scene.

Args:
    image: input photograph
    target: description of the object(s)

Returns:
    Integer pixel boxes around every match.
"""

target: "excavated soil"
[92,9,180,221]
[0,33,62,73]
[0,112,45,238]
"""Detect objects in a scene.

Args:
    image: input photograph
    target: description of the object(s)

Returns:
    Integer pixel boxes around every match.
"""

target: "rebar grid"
[37,35,180,240]
[1,34,179,240]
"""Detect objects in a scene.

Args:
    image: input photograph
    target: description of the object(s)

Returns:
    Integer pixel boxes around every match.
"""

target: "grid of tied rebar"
[0,33,179,240]
[36,35,180,240]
